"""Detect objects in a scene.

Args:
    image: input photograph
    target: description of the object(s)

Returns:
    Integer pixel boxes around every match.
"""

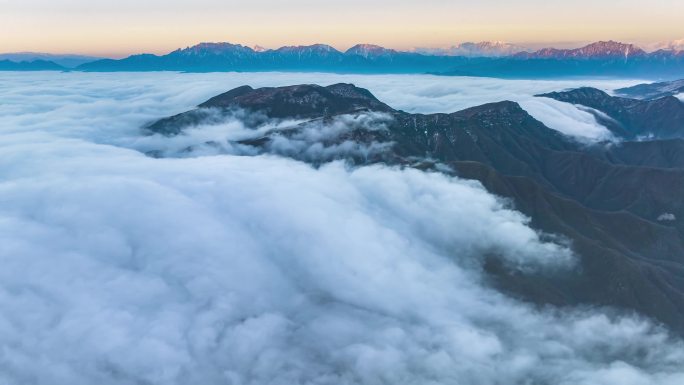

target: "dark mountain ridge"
[147,83,684,334]
[616,78,684,100]
[538,87,684,139]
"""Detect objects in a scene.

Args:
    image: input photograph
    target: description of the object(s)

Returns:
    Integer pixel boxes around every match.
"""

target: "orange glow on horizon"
[2,0,683,57]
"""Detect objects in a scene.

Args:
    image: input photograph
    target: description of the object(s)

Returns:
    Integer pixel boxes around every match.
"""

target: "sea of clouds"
[1,71,682,385]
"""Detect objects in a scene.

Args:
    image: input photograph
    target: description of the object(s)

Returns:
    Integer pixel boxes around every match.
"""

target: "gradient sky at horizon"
[2,0,684,57]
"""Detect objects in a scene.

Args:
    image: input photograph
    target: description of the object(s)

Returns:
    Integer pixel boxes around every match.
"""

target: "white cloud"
[0,71,682,384]
[1,72,642,144]
[519,98,618,142]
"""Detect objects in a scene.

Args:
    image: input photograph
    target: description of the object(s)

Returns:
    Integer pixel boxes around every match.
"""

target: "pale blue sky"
[1,0,683,56]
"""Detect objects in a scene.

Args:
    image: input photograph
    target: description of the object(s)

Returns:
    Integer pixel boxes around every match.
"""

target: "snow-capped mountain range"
[414,41,528,57]
[3,40,684,78]
[514,41,647,59]
[140,40,684,61]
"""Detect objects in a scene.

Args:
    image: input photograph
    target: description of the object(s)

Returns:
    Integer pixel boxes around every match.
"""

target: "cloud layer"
[2,71,640,143]
[0,72,682,385]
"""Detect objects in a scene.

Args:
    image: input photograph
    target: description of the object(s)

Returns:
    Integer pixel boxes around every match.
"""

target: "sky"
[1,0,684,57]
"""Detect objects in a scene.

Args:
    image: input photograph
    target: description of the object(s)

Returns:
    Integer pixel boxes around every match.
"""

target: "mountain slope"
[146,83,684,333]
[538,87,684,139]
[616,79,684,100]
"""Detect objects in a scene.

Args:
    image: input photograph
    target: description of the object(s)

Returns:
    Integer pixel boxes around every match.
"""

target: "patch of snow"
[658,213,677,221]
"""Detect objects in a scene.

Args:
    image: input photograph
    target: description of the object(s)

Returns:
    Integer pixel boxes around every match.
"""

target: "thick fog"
[1,72,682,385]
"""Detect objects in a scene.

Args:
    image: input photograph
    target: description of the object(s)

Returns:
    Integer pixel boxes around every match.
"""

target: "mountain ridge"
[616,78,684,100]
[144,82,684,334]
[74,40,684,78]
[538,87,684,139]
[0,59,65,71]
[0,52,101,68]
[514,41,647,59]
[3,40,684,78]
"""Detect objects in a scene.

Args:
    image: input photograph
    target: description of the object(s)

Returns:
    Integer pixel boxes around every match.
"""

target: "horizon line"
[2,38,683,59]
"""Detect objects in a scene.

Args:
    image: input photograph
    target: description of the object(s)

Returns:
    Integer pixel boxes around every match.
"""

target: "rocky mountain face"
[514,41,647,59]
[171,42,254,57]
[148,84,394,135]
[147,83,684,334]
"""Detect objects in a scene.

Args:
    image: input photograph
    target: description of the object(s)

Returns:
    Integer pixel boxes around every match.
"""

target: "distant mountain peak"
[174,42,255,56]
[580,40,646,57]
[413,41,527,57]
[187,42,248,50]
[517,40,647,59]
[276,44,340,53]
[345,44,397,58]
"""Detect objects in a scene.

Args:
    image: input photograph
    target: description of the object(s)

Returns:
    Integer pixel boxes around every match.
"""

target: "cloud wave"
[0,71,682,385]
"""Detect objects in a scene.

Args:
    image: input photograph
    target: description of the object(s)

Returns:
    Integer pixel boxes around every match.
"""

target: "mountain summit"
[345,44,398,58]
[415,41,527,57]
[171,42,256,56]
[516,40,647,59]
